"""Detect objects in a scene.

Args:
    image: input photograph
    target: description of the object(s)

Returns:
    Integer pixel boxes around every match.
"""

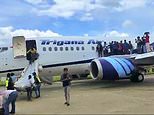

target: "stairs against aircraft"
[14,60,39,90]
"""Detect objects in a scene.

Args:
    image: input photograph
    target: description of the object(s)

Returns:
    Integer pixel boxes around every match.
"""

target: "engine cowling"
[90,57,135,80]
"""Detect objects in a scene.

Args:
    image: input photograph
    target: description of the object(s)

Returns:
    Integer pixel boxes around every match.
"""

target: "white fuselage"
[0,36,103,78]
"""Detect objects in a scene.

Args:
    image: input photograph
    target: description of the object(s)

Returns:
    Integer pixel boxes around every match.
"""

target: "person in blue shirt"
[0,90,18,115]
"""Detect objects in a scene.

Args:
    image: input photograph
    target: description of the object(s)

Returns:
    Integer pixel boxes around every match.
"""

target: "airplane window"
[81,47,84,50]
[65,47,68,51]
[71,47,74,51]
[0,47,8,53]
[54,47,58,51]
[60,47,63,51]
[49,47,52,51]
[92,46,95,50]
[43,47,46,51]
[2,47,8,50]
[76,47,79,51]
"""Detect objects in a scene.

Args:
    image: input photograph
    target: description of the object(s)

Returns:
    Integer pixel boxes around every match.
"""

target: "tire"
[72,75,80,79]
[130,73,144,82]
[130,75,138,82]
[137,73,144,82]
[80,74,89,78]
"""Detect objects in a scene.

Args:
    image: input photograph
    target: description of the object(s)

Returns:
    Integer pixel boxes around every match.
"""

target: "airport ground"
[1,75,154,114]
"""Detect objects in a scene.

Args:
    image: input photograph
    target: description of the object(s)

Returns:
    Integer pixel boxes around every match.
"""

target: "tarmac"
[1,75,154,114]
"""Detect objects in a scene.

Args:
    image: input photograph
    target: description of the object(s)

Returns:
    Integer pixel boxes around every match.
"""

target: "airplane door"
[26,40,37,60]
[26,40,37,51]
[13,36,26,59]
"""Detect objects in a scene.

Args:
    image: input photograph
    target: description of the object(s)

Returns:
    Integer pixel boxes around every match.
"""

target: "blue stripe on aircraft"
[114,58,131,76]
[102,57,126,78]
[120,58,135,72]
[99,59,119,80]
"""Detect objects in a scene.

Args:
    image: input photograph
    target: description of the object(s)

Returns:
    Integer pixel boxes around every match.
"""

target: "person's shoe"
[67,103,70,106]
[35,96,39,98]
[10,112,15,114]
[28,99,32,101]
[64,102,67,104]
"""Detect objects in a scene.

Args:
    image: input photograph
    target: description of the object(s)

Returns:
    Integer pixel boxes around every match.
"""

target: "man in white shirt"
[10,73,17,84]
[26,75,34,101]
[0,90,18,115]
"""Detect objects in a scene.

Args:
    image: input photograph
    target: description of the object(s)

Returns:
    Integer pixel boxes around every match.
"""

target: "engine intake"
[90,57,135,80]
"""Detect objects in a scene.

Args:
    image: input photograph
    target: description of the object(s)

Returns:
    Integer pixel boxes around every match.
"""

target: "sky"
[0,0,154,43]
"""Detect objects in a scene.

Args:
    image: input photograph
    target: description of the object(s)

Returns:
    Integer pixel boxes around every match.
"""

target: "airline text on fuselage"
[41,39,104,46]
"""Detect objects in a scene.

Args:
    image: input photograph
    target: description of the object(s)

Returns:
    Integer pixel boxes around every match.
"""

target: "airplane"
[0,36,154,91]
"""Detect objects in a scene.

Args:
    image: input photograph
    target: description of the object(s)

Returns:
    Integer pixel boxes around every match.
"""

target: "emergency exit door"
[13,36,26,59]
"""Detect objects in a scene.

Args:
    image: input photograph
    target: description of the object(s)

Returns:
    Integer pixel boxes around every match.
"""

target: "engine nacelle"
[90,57,135,80]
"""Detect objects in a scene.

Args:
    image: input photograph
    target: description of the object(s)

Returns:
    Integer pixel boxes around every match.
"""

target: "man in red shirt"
[144,32,150,52]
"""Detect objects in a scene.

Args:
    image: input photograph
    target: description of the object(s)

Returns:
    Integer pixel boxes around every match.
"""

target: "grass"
[87,75,92,79]
[0,80,5,86]
[53,76,61,82]
[53,75,92,82]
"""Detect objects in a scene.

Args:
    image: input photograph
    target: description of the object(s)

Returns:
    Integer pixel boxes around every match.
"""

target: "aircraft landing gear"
[130,71,144,82]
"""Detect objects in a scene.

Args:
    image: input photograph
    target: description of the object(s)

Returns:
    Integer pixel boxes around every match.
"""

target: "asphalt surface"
[1,75,154,114]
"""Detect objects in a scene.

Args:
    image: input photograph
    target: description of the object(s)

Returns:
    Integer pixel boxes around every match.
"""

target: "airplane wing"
[109,52,154,67]
[134,52,154,66]
[90,52,154,82]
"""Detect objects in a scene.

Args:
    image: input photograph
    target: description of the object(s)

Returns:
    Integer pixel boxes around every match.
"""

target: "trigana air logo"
[41,39,104,46]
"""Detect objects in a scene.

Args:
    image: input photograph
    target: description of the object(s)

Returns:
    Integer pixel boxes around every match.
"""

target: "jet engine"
[90,57,135,80]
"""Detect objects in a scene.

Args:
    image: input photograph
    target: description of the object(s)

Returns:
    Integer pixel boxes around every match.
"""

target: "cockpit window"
[0,47,8,53]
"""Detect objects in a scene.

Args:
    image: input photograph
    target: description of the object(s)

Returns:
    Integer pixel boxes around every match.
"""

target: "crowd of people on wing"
[96,40,134,57]
[135,32,152,54]
[96,32,153,57]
